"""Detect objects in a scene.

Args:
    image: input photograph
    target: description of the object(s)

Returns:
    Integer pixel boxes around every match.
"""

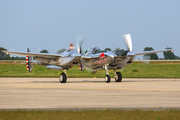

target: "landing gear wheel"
[105,75,111,83]
[59,73,67,83]
[115,72,122,82]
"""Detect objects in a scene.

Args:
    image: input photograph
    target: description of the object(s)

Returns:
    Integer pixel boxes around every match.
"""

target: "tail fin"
[26,47,33,72]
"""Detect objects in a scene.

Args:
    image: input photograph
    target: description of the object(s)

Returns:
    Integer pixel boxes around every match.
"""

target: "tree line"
[0,46,179,60]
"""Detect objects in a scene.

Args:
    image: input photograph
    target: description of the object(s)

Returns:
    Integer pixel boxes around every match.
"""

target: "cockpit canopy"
[86,47,101,55]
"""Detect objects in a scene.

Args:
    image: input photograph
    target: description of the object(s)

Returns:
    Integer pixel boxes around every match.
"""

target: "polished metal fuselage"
[35,51,81,69]
[109,51,135,69]
[81,51,116,69]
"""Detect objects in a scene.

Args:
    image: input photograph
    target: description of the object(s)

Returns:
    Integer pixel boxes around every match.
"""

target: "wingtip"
[2,50,7,53]
[2,51,9,54]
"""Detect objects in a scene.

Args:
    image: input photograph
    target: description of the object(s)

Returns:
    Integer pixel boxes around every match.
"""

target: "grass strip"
[0,61,180,78]
[0,109,180,120]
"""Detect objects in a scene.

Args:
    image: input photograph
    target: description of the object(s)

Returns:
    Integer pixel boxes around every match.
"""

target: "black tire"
[105,75,111,83]
[115,72,122,82]
[59,73,67,83]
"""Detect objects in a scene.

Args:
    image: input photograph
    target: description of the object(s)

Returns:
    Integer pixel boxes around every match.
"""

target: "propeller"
[123,34,149,64]
[142,55,150,64]
[8,45,15,51]
[38,46,40,53]
[77,36,85,54]
[122,34,132,52]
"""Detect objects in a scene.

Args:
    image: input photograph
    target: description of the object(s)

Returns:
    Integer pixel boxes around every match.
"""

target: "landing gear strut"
[59,69,67,83]
[114,69,122,82]
[104,65,111,83]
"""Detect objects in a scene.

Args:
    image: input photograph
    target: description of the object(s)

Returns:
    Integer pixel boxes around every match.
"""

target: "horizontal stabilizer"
[46,65,63,70]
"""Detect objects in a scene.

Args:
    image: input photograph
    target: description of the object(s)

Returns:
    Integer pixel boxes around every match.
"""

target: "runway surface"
[0,78,180,110]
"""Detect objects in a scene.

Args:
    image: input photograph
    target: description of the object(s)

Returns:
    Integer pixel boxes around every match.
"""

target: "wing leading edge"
[134,49,175,56]
[2,51,63,58]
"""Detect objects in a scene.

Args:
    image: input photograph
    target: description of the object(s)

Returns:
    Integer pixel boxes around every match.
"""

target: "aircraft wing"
[2,51,63,58]
[134,49,175,56]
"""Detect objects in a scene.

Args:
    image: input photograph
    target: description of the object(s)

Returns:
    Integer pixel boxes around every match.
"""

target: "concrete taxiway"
[0,78,180,110]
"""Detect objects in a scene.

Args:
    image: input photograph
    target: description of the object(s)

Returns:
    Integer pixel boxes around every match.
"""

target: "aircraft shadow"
[31,80,106,83]
[31,79,146,83]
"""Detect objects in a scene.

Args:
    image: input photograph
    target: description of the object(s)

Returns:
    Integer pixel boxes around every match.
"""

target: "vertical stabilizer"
[26,47,33,72]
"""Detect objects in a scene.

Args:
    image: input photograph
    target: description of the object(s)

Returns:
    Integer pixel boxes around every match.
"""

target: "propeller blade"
[77,36,84,54]
[122,34,132,52]
[142,55,150,64]
[141,60,150,64]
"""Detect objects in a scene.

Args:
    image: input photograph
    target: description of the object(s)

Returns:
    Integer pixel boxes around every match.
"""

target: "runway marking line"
[0,85,180,92]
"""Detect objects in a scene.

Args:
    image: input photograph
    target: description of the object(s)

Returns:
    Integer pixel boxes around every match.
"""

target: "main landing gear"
[59,69,67,83]
[104,65,111,83]
[114,70,122,82]
[104,65,122,83]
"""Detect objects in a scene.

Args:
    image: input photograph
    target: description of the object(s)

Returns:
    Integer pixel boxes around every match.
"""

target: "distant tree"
[163,47,180,59]
[40,49,49,53]
[57,48,67,54]
[113,47,120,52]
[85,50,88,54]
[11,56,26,60]
[0,47,11,60]
[105,48,111,51]
[175,55,180,59]
[143,47,159,60]
[11,56,15,60]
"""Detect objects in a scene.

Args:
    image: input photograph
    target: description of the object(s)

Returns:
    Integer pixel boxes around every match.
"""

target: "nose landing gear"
[104,65,111,83]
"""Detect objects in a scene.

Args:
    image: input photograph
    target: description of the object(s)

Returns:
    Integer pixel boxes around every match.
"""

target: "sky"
[0,0,180,59]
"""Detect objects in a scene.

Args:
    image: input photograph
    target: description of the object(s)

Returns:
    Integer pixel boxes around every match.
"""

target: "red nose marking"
[100,53,105,58]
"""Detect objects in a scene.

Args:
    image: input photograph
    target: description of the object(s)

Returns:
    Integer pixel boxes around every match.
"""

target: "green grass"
[0,109,180,120]
[0,61,180,78]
